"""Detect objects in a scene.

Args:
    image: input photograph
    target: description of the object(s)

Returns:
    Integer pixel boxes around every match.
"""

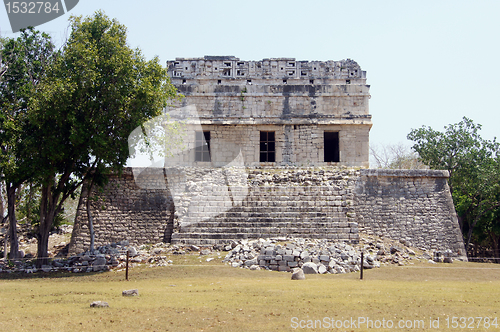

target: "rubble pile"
[0,232,452,274]
[0,241,176,273]
[221,235,447,274]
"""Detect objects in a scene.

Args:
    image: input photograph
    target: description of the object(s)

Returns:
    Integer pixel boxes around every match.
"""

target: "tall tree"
[0,28,56,259]
[28,11,178,267]
[408,117,500,254]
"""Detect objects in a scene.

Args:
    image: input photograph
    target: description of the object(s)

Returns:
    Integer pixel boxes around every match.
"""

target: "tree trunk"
[36,168,84,267]
[0,182,4,221]
[36,181,58,268]
[6,184,19,260]
[465,213,484,254]
[457,214,464,234]
[4,223,8,259]
[36,226,50,267]
[466,227,474,255]
[27,184,34,223]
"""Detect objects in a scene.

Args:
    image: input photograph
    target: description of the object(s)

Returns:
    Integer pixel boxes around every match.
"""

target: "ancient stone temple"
[68,57,466,260]
[164,56,371,167]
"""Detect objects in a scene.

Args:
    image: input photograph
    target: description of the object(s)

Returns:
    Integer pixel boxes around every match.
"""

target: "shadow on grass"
[0,269,107,280]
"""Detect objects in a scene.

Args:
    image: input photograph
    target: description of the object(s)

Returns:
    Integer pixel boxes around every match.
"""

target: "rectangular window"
[195,131,211,162]
[324,132,340,162]
[260,131,275,162]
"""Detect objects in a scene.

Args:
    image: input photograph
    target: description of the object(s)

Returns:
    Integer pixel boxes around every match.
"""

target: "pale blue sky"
[2,0,499,149]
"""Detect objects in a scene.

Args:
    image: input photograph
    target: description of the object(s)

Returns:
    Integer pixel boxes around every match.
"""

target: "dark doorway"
[324,132,340,162]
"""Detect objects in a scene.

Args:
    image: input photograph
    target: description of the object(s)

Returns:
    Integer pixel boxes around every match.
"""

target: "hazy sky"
[2,0,499,150]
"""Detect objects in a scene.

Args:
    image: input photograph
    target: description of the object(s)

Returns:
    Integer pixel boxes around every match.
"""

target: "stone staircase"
[171,185,359,245]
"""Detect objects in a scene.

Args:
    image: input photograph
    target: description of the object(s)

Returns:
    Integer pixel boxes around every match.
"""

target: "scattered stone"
[122,289,139,296]
[127,247,138,257]
[52,260,65,268]
[422,252,432,260]
[92,256,107,272]
[302,262,319,274]
[151,248,164,255]
[291,268,305,280]
[244,257,258,267]
[220,235,441,275]
[390,246,402,255]
[90,301,109,308]
[1,231,442,275]
[41,265,52,273]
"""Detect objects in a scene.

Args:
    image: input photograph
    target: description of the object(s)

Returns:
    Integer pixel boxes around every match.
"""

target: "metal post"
[126,249,129,281]
[360,251,364,280]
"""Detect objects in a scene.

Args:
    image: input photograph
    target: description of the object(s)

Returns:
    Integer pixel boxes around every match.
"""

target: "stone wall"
[355,169,466,259]
[161,123,370,168]
[68,169,174,255]
[68,167,466,259]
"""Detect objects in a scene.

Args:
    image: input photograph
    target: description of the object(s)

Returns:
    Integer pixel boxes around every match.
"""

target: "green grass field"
[1,256,499,331]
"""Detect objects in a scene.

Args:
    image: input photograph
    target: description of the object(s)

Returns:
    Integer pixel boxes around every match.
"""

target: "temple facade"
[165,56,372,167]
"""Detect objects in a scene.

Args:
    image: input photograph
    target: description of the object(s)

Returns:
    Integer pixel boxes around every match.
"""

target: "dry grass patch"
[0,260,499,331]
